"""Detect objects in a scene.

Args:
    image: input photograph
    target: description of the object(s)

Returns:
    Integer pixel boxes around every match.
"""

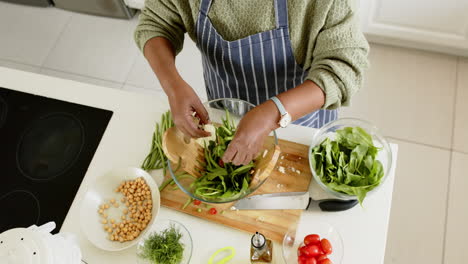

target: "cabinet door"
[359,0,468,56]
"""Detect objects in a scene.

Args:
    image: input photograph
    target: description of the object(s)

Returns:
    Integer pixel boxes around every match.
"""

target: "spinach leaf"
[192,110,255,201]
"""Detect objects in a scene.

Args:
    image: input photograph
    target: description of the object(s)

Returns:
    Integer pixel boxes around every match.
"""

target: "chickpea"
[119,237,124,242]
[121,197,126,203]
[110,198,115,204]
[101,219,107,224]
[103,213,108,218]
[104,204,110,209]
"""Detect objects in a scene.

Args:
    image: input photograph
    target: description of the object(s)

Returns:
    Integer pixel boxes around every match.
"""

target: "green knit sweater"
[134,0,369,109]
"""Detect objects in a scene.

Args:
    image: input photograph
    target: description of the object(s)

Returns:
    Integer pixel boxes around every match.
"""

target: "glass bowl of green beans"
[167,98,279,204]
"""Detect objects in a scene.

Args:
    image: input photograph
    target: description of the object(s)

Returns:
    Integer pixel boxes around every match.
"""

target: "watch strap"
[270,96,286,116]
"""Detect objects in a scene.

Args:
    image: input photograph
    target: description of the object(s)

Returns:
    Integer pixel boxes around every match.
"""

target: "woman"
[134,0,369,165]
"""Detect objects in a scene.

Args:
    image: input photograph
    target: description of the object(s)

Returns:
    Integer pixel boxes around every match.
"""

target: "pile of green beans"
[141,111,174,174]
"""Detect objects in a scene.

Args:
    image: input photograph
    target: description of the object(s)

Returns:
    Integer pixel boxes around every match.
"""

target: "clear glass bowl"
[136,219,192,264]
[282,221,344,264]
[308,118,393,200]
[168,98,279,204]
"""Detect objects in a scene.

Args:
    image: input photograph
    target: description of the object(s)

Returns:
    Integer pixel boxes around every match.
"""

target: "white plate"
[79,167,161,251]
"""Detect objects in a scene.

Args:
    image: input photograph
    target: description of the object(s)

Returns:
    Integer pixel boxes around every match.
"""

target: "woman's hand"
[222,101,279,165]
[167,79,211,138]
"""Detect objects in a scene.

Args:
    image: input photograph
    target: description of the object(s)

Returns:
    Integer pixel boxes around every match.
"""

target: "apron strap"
[274,0,289,28]
[200,0,212,16]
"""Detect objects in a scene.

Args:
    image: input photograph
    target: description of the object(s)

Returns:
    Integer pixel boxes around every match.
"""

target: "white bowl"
[79,167,161,251]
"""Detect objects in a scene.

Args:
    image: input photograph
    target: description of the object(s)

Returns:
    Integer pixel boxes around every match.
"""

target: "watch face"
[279,113,292,128]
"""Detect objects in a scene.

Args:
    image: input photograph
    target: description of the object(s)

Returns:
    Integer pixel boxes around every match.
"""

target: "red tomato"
[193,200,201,206]
[208,207,217,215]
[316,254,328,261]
[298,255,308,264]
[304,257,317,264]
[299,246,310,257]
[320,239,333,255]
[318,258,332,264]
[305,245,322,257]
[304,234,321,245]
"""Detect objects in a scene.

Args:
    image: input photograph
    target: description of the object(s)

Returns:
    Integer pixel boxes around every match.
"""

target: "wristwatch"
[270,96,292,128]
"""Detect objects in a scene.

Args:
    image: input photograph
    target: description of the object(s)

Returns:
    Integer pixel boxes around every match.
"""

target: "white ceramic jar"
[0,222,82,264]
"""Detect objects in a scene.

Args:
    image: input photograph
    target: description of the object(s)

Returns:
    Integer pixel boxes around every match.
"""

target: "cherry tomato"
[305,245,322,257]
[218,159,225,167]
[320,239,333,255]
[299,246,310,257]
[304,257,317,264]
[298,255,308,264]
[316,254,328,261]
[208,207,217,215]
[318,258,332,264]
[193,200,201,206]
[304,234,321,245]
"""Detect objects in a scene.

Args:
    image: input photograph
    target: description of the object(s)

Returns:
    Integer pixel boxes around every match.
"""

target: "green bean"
[141,111,173,171]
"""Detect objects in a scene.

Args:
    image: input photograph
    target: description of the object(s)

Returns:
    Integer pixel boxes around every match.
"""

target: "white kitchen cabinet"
[359,0,468,57]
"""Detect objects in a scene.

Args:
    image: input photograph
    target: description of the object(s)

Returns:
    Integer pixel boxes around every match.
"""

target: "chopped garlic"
[278,166,286,174]
[291,167,296,173]
[262,149,268,158]
[296,170,301,174]
[276,183,284,189]
[280,156,284,160]
[256,216,265,222]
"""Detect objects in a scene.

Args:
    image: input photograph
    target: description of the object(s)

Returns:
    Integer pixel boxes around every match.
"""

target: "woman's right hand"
[167,79,211,138]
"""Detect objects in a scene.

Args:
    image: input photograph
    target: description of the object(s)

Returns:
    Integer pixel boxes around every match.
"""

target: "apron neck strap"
[199,0,289,29]
[199,0,212,16]
[275,0,289,28]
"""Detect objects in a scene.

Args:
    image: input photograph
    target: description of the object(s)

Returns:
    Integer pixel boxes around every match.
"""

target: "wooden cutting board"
[160,139,312,242]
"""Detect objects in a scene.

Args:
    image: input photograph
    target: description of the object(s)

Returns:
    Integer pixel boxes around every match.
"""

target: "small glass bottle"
[250,232,273,263]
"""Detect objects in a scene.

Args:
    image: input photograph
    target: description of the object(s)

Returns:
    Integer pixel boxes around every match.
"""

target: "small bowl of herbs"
[309,118,392,205]
[136,219,192,264]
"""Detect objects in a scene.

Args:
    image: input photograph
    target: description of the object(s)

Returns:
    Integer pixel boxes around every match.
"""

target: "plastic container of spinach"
[167,98,279,204]
[309,118,392,204]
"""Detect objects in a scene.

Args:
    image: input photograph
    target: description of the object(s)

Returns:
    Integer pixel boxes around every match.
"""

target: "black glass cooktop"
[0,87,113,233]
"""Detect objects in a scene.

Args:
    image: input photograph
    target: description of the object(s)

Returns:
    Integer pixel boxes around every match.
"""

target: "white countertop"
[0,67,398,264]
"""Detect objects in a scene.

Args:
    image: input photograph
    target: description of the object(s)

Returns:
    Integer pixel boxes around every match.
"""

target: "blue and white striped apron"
[195,0,337,128]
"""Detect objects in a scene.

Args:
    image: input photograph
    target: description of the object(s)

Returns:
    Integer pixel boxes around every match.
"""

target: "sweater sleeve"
[134,0,186,55]
[306,0,370,109]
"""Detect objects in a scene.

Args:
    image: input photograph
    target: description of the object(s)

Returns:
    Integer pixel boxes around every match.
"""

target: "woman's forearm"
[259,80,326,129]
[143,37,184,98]
[277,80,325,120]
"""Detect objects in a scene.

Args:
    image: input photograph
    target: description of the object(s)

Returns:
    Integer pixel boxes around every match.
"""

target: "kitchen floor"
[1,2,467,264]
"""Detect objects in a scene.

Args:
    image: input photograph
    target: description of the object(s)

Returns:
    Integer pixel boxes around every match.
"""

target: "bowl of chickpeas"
[79,167,161,251]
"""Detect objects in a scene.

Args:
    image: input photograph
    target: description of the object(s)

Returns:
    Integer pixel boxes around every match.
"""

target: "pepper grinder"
[250,232,273,263]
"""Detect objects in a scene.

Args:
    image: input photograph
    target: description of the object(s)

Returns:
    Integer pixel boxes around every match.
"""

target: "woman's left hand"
[222,101,279,165]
